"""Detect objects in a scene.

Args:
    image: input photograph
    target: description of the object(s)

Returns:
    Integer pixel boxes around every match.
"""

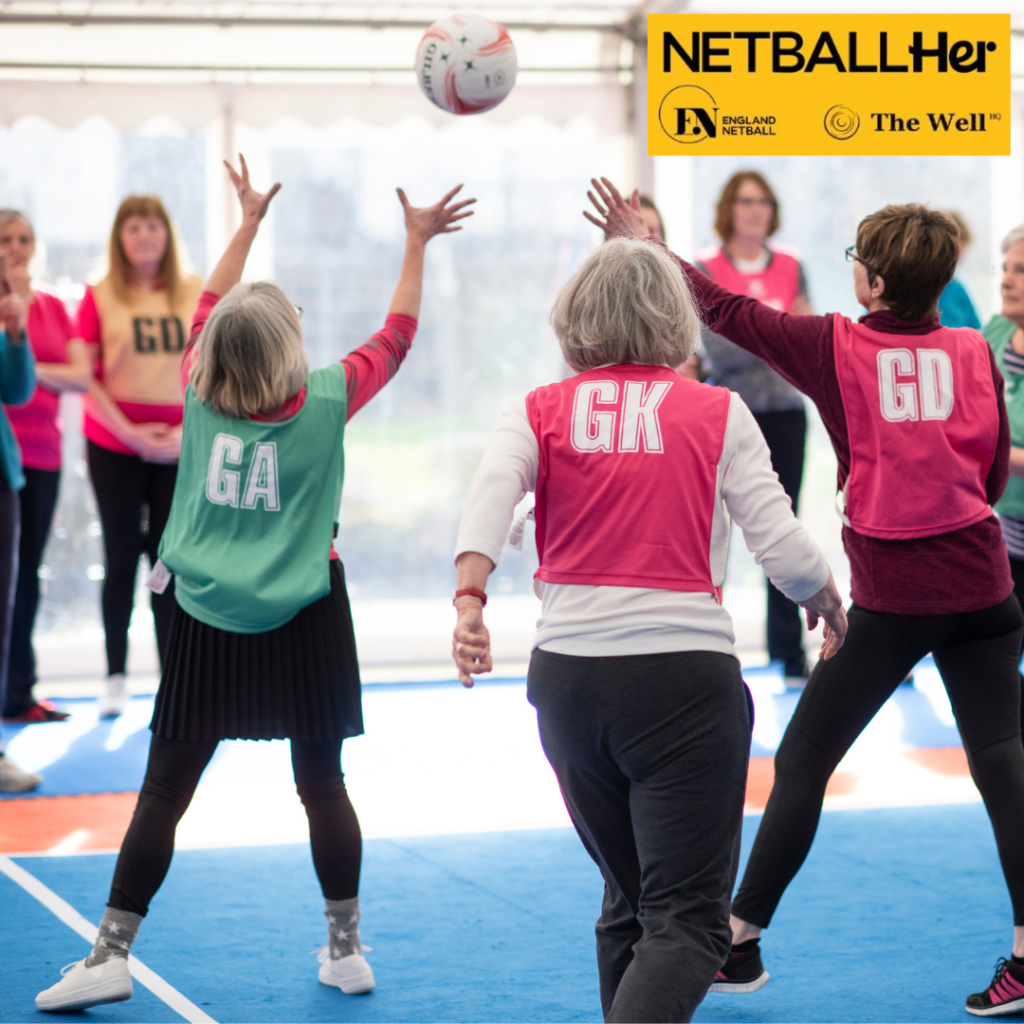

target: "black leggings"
[753,409,807,666]
[109,735,362,916]
[733,595,1024,928]
[5,467,60,715]
[1005,555,1024,738]
[87,441,177,675]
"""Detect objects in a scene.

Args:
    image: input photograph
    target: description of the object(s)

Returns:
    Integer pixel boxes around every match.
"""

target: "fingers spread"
[601,177,624,205]
[586,190,608,216]
[440,183,465,205]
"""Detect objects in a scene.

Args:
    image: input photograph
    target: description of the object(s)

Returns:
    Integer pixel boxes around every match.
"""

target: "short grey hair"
[1002,225,1024,253]
[190,281,308,418]
[550,238,700,371]
[0,209,35,239]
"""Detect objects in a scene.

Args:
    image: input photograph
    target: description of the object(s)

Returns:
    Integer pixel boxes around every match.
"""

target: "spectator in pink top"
[77,197,202,718]
[0,209,92,723]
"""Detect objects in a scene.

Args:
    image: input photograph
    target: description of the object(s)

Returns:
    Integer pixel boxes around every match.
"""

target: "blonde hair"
[190,282,309,418]
[106,195,185,305]
[550,238,700,371]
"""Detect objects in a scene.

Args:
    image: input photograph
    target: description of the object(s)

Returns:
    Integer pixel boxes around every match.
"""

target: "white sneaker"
[0,754,42,793]
[36,958,133,1011]
[316,946,375,994]
[97,674,127,719]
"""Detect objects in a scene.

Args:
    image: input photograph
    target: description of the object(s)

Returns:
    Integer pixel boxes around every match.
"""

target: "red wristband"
[453,587,487,607]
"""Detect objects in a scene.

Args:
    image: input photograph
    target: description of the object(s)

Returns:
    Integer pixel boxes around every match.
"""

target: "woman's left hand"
[225,154,282,225]
[584,178,649,241]
[452,601,492,688]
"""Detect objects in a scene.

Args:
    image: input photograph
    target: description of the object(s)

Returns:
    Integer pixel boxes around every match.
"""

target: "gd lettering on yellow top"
[78,274,202,455]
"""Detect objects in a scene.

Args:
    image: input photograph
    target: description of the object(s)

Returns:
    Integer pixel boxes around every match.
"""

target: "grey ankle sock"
[324,896,361,960]
[85,907,142,967]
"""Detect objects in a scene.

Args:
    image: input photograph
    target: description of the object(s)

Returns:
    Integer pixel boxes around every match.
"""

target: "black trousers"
[528,649,752,1024]
[733,596,1024,929]
[0,478,19,744]
[1004,555,1024,738]
[5,467,60,715]
[752,409,807,667]
[109,734,362,916]
[87,441,177,676]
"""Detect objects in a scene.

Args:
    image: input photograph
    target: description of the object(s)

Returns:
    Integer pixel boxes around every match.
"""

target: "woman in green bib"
[35,158,475,1014]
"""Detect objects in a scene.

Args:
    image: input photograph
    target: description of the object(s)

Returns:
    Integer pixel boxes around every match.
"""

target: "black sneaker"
[966,957,1024,1016]
[708,938,770,994]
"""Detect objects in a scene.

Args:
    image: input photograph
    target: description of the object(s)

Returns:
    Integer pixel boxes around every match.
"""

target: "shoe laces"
[311,945,372,964]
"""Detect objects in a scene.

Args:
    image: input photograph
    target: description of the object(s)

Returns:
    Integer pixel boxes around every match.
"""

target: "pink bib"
[701,247,801,312]
[832,314,998,540]
[525,365,731,594]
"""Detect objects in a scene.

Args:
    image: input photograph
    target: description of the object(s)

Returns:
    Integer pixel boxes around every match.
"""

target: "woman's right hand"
[124,422,182,463]
[397,185,476,246]
[799,569,848,661]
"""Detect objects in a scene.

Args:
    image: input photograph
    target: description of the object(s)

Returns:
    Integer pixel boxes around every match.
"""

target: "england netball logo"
[824,104,860,140]
[658,85,718,144]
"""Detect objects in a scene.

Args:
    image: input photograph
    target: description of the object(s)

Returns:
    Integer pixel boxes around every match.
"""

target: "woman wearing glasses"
[697,171,812,687]
[587,181,1024,1019]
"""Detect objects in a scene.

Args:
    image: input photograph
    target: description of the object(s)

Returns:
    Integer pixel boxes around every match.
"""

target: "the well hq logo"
[658,85,718,143]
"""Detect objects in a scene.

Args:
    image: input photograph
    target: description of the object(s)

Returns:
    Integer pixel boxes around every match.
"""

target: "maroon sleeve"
[986,344,1011,506]
[75,286,101,347]
[343,314,418,421]
[181,291,221,392]
[657,241,832,399]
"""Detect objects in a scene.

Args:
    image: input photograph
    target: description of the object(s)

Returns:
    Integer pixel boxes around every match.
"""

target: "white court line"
[0,855,217,1024]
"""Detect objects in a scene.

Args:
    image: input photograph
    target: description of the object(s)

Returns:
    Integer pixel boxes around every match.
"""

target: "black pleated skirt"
[150,560,364,743]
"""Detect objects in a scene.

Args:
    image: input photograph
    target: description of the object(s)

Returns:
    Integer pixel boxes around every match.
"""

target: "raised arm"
[389,184,475,319]
[341,185,475,420]
[584,177,831,397]
[205,156,281,299]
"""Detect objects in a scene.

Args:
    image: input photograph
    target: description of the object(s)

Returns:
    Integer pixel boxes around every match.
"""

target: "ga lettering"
[205,433,281,510]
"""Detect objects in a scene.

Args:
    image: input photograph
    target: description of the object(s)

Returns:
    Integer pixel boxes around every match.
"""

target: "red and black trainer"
[708,938,770,994]
[3,700,70,723]
[966,957,1024,1017]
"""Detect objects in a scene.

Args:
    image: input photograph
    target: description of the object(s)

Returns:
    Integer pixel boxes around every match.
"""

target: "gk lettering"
[571,380,673,454]
[877,348,954,422]
[205,433,281,510]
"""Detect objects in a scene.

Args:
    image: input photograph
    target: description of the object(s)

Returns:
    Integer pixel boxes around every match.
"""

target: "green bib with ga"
[158,365,347,633]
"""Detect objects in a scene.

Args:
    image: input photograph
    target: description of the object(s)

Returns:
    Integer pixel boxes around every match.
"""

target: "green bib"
[159,365,347,633]
[983,315,1024,518]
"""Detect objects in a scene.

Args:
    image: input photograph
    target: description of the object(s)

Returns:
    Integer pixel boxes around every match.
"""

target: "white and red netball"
[415,13,517,115]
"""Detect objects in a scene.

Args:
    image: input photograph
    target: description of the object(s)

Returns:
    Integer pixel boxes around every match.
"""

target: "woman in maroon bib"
[587,180,1024,1019]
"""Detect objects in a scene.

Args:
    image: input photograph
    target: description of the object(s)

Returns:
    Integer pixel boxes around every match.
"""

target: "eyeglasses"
[845,245,871,269]
[734,197,773,207]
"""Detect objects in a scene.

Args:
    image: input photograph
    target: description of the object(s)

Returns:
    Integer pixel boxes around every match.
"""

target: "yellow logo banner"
[647,15,1009,156]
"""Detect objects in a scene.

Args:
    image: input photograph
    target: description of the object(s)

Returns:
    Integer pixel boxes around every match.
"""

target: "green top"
[158,364,348,633]
[983,314,1024,517]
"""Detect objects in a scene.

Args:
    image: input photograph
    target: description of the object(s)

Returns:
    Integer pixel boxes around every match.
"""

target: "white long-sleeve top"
[455,392,830,657]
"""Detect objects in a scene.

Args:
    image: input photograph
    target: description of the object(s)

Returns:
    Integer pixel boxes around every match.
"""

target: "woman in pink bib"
[698,171,812,685]
[586,179,1024,1019]
[452,235,846,1023]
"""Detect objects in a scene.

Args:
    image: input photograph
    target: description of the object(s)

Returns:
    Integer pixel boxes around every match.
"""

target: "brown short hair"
[855,204,960,322]
[714,171,779,242]
[944,210,973,248]
[106,195,185,306]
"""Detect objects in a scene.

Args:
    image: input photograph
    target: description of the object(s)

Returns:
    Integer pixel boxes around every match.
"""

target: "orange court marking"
[903,746,971,777]
[0,792,137,854]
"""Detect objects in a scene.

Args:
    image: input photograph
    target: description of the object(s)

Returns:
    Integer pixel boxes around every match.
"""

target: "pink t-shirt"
[6,289,75,471]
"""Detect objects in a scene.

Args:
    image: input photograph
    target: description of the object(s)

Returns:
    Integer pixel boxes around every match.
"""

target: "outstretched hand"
[584,177,649,241]
[225,154,282,225]
[397,184,476,246]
